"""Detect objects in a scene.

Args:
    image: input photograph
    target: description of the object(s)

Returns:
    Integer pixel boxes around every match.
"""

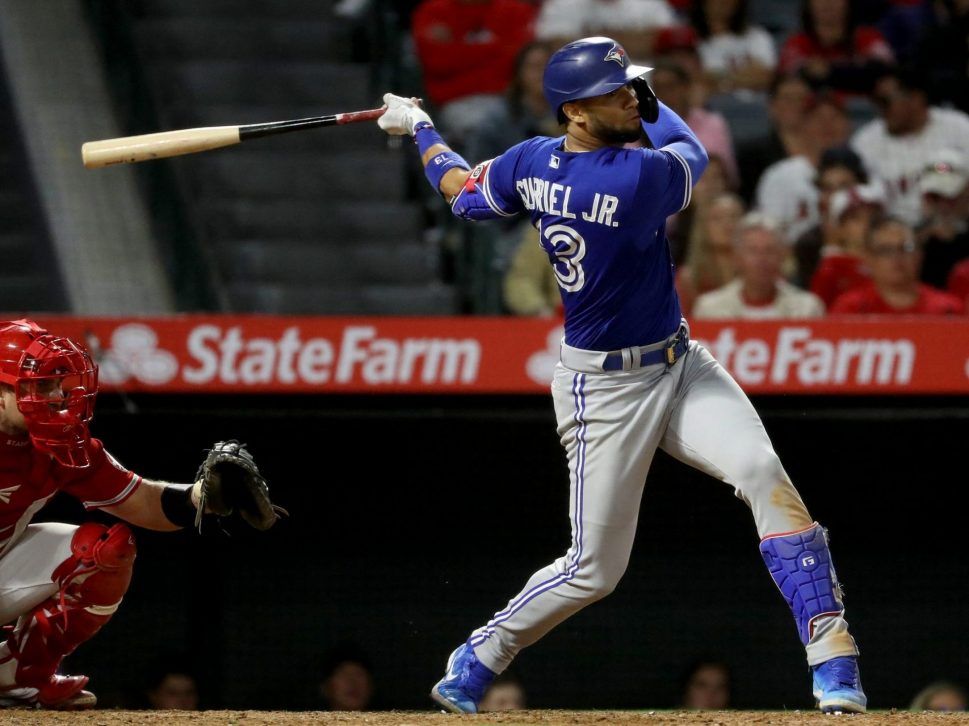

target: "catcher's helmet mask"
[0,319,98,468]
[543,37,659,124]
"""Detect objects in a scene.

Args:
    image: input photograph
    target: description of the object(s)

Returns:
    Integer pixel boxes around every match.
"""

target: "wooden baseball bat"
[81,107,387,169]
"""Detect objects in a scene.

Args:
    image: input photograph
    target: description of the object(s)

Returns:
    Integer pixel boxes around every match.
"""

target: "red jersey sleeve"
[58,438,142,510]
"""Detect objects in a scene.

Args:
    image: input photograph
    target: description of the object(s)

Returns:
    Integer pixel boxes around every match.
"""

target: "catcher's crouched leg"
[1,522,135,705]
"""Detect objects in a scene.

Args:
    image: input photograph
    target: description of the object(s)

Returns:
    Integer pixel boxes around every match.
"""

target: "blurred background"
[1,0,968,714]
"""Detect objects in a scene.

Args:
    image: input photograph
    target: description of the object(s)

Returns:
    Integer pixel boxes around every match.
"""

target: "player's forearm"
[416,127,471,198]
[102,478,198,531]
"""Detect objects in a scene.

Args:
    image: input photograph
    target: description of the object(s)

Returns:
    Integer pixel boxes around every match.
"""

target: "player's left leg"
[0,521,136,709]
[658,342,865,713]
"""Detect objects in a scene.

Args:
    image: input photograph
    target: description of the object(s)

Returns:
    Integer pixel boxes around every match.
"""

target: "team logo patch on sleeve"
[464,160,490,192]
[604,44,627,67]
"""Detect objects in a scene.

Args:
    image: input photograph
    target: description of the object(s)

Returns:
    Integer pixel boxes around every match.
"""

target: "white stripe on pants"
[469,342,856,672]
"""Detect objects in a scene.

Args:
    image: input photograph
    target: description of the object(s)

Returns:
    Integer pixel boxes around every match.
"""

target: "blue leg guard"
[759,522,844,646]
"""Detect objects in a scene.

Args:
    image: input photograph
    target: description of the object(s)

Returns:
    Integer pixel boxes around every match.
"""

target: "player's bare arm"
[103,442,282,534]
[100,479,200,532]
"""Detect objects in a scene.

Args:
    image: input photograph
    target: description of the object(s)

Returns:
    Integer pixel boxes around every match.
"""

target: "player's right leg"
[659,343,865,713]
[431,361,675,713]
[0,521,136,710]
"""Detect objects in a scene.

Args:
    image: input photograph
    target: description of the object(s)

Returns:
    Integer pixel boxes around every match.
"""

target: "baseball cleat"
[430,642,496,714]
[0,674,96,710]
[812,656,867,713]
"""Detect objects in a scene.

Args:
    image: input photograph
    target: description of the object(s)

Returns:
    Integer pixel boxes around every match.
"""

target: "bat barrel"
[82,126,241,168]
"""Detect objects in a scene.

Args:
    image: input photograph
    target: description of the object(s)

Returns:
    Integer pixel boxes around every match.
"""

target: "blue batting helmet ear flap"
[543,37,654,123]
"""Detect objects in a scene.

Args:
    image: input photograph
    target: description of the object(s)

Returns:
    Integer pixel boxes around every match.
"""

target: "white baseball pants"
[469,341,857,672]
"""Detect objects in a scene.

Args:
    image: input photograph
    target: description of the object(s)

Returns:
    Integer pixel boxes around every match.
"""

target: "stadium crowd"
[402,0,969,318]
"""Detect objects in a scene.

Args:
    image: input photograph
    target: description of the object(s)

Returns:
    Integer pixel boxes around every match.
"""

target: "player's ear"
[561,100,584,125]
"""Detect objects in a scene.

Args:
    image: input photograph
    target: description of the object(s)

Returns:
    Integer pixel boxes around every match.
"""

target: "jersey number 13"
[542,224,587,293]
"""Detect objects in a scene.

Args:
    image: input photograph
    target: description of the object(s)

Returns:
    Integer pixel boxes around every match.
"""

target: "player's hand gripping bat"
[81,107,387,168]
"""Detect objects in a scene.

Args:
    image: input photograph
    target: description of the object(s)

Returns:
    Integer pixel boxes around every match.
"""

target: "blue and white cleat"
[430,642,496,714]
[812,656,867,713]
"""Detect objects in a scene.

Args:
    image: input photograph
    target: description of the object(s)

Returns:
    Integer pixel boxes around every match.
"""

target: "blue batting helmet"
[543,37,654,122]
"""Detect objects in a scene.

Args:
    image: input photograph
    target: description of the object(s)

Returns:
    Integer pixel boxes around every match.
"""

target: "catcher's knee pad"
[52,522,136,607]
[759,522,844,646]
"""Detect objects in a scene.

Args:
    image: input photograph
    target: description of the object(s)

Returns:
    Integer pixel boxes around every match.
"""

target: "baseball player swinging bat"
[81,107,387,168]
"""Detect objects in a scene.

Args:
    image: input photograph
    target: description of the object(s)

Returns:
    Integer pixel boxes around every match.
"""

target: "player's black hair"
[690,0,750,38]
[817,145,868,184]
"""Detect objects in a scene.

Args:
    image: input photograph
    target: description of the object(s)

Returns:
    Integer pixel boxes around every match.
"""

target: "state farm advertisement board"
[32,316,969,395]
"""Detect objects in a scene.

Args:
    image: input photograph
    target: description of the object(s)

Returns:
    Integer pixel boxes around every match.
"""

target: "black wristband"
[161,484,198,529]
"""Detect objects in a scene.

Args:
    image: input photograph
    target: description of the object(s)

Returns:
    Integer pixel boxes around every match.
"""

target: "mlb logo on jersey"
[604,44,627,67]
[549,155,560,169]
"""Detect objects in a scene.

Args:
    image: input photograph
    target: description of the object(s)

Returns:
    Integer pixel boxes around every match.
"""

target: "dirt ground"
[2,711,969,725]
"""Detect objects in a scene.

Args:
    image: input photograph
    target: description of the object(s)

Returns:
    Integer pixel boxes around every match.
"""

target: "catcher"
[0,319,284,709]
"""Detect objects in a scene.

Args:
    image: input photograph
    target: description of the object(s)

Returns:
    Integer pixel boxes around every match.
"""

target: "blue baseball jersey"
[457,134,696,351]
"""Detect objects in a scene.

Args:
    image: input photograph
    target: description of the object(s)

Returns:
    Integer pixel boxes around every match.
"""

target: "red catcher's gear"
[0,319,98,468]
[2,523,135,690]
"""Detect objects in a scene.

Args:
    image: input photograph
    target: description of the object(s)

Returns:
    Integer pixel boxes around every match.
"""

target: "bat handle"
[239,107,386,140]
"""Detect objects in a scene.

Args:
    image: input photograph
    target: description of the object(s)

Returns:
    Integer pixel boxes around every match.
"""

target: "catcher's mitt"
[194,440,286,531]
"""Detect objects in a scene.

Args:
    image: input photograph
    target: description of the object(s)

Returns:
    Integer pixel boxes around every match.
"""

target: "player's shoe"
[0,674,96,710]
[430,641,496,714]
[812,656,867,713]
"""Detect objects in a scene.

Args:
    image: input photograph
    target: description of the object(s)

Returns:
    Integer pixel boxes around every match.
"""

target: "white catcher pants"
[469,340,857,672]
[0,523,77,626]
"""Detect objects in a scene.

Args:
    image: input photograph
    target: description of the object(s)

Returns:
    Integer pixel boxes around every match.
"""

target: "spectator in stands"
[693,213,825,319]
[851,66,969,226]
[793,146,869,286]
[479,672,527,711]
[677,193,744,316]
[809,183,885,308]
[534,0,677,60]
[689,0,776,94]
[652,25,707,104]
[736,73,814,203]
[648,60,737,186]
[144,657,200,711]
[669,154,737,266]
[411,0,537,148]
[318,646,375,711]
[755,91,851,245]
[917,149,969,290]
[503,226,560,317]
[466,41,558,164]
[679,660,732,710]
[830,216,963,314]
[912,0,969,113]
[948,258,969,312]
[910,681,968,712]
[779,0,895,94]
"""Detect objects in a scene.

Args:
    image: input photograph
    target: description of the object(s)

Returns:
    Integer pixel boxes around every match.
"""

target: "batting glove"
[378,93,433,136]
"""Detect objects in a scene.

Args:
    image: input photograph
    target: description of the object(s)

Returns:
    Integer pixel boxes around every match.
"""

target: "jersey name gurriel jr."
[453,125,696,352]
